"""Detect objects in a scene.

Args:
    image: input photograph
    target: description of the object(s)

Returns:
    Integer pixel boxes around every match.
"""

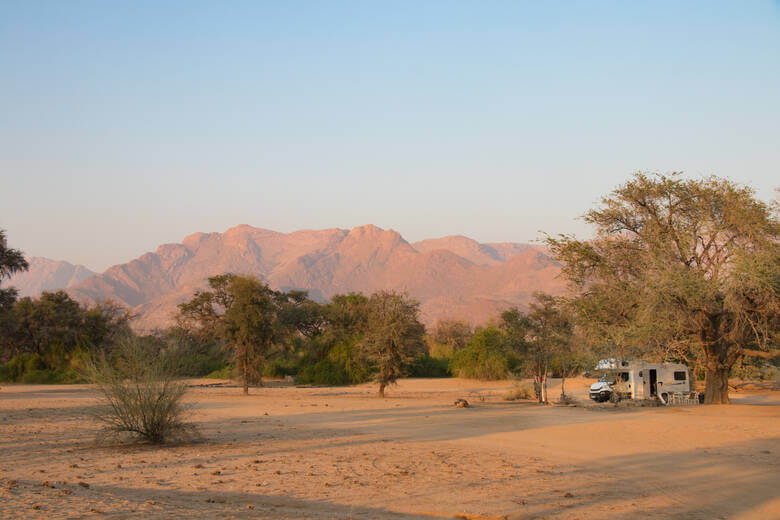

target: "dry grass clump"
[84,336,196,444]
[502,383,535,401]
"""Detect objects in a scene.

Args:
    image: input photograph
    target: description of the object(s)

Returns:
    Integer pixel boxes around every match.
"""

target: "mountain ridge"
[11,224,565,329]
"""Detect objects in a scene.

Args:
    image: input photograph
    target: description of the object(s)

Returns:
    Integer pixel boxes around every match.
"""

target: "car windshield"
[599,372,628,384]
[599,373,616,384]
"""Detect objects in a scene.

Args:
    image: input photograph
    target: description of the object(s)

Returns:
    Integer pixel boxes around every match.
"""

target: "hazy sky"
[2,1,778,271]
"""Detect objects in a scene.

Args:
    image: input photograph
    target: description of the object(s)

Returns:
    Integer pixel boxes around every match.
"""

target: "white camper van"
[589,359,696,404]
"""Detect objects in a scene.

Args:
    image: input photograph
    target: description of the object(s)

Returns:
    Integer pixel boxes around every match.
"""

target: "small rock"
[194,464,204,469]
[211,470,221,476]
[454,399,470,408]
[563,492,575,498]
[77,481,90,488]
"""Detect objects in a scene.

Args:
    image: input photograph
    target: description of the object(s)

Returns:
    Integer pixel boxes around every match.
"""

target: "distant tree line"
[1,172,776,404]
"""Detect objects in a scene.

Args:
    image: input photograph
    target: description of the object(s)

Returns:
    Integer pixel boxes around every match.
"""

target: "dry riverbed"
[0,377,778,519]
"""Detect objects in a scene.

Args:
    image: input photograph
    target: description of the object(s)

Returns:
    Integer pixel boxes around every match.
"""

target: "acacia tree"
[548,173,778,404]
[178,274,277,395]
[525,293,573,404]
[0,230,28,360]
[432,319,473,354]
[361,291,425,397]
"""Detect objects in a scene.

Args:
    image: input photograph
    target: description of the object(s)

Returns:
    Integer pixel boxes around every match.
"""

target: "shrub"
[205,365,232,379]
[263,359,299,378]
[84,336,195,444]
[449,327,510,380]
[297,359,349,386]
[731,359,779,381]
[328,341,372,384]
[408,353,451,378]
[0,353,86,384]
[503,382,535,401]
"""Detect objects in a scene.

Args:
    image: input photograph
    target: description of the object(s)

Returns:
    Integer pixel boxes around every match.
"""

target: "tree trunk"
[560,374,566,399]
[242,356,249,396]
[378,383,386,398]
[701,314,733,404]
[704,365,729,404]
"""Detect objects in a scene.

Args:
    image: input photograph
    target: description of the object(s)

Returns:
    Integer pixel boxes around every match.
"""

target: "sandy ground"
[0,377,778,520]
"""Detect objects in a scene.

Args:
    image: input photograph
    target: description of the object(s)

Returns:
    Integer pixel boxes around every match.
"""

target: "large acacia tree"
[361,291,425,397]
[178,274,278,395]
[548,173,778,404]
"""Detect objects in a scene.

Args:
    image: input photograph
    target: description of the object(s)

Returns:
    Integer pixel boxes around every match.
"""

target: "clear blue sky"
[2,1,778,271]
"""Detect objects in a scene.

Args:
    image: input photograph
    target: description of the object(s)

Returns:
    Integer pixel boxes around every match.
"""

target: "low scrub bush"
[503,382,535,401]
[85,336,195,444]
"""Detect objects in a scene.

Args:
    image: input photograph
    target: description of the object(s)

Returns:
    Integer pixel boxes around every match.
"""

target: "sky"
[1,1,778,272]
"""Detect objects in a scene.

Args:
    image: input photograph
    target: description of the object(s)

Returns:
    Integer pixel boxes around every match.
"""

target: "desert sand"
[1,377,778,519]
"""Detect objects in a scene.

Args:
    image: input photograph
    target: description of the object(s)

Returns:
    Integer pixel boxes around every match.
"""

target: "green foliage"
[546,172,779,404]
[408,353,451,378]
[297,359,350,386]
[450,327,510,380]
[262,359,298,378]
[360,291,426,396]
[731,359,779,381]
[430,320,473,355]
[205,365,232,379]
[328,340,371,384]
[0,230,28,324]
[0,351,87,384]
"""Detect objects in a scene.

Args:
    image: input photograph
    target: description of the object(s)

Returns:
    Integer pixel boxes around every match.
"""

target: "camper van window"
[674,371,687,381]
[620,372,629,382]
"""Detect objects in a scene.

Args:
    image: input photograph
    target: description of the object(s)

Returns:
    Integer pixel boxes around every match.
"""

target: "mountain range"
[8,224,566,330]
[7,257,96,298]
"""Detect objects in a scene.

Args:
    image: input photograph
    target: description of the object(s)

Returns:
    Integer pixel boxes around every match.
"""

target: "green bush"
[297,359,349,386]
[0,354,85,383]
[327,341,371,384]
[205,365,233,379]
[408,354,451,378]
[178,355,227,378]
[449,327,510,380]
[263,359,299,378]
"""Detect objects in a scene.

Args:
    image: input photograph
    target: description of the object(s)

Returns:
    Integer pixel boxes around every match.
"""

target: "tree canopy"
[547,172,779,403]
[360,291,425,397]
